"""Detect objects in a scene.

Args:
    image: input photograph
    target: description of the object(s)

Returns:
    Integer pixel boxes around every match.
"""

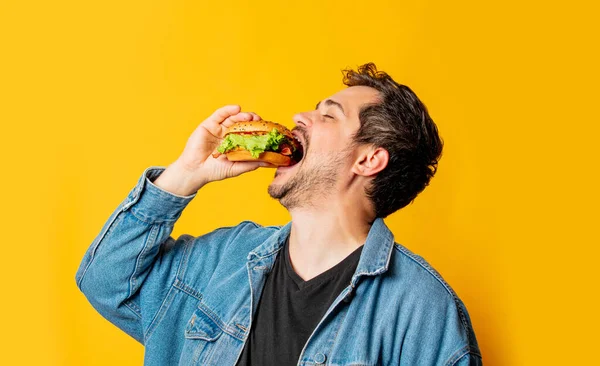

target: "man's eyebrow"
[315,99,346,117]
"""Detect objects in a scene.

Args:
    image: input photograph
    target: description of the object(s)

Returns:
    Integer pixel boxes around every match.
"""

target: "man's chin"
[267,181,287,201]
[268,170,299,201]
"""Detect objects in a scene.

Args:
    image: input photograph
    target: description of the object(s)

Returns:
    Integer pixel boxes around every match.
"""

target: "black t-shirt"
[235,235,363,366]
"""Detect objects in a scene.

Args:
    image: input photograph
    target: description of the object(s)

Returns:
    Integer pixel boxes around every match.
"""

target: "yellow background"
[1,0,598,364]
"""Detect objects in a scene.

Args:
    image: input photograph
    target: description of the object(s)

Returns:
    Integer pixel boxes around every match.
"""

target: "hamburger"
[212,120,304,167]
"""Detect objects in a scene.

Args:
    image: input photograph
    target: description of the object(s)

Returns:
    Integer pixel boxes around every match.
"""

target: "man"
[76,63,482,365]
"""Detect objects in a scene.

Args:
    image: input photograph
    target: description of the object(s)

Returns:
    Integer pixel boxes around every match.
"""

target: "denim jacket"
[75,166,482,366]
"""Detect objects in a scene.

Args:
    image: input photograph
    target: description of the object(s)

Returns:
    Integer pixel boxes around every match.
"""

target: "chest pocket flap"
[184,303,223,341]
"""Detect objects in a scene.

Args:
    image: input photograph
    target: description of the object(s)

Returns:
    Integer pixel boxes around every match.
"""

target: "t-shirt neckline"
[282,235,364,290]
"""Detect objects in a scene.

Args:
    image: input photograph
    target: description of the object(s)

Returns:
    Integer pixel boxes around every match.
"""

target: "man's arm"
[75,106,267,343]
[75,166,196,344]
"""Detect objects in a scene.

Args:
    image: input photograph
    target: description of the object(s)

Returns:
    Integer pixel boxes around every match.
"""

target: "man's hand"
[153,105,270,196]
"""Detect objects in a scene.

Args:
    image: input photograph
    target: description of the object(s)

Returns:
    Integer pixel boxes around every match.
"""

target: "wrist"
[152,161,203,197]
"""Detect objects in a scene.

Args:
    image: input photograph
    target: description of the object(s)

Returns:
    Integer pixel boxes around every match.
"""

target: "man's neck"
[287,206,373,282]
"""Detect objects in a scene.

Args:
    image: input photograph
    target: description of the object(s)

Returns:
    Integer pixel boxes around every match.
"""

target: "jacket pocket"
[180,302,225,365]
[184,302,223,341]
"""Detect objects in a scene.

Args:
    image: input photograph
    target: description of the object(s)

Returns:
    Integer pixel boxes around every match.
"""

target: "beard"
[268,148,351,210]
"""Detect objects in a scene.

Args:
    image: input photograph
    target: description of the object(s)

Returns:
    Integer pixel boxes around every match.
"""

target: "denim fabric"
[76,166,482,366]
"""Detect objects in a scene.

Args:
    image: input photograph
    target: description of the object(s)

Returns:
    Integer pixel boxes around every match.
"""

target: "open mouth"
[276,133,305,171]
[291,133,305,165]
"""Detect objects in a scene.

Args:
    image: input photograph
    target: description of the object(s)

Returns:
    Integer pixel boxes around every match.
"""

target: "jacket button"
[343,293,353,303]
[314,353,327,364]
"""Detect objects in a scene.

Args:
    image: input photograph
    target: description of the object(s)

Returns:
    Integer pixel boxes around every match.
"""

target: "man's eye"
[323,114,334,120]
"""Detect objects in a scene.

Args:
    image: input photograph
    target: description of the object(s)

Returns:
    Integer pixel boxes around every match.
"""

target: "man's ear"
[351,147,389,177]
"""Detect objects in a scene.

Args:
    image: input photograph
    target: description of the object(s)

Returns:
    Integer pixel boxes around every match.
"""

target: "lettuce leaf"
[217,128,291,158]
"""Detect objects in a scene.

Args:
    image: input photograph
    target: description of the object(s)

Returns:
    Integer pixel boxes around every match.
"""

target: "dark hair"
[343,63,443,219]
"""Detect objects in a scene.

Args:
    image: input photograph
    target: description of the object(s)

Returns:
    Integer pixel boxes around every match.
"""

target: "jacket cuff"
[125,166,197,224]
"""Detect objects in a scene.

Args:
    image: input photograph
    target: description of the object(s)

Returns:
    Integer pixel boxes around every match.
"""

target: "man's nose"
[293,112,312,128]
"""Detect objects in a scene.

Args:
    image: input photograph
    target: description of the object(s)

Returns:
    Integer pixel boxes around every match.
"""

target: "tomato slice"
[280,145,292,156]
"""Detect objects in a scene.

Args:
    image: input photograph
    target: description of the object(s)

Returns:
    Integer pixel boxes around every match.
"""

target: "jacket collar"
[350,217,395,286]
[248,217,395,286]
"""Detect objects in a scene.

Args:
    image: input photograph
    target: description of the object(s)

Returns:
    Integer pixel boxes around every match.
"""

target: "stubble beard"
[267,151,350,210]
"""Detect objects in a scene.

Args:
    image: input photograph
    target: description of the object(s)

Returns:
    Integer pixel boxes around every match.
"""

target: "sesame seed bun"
[224,120,294,140]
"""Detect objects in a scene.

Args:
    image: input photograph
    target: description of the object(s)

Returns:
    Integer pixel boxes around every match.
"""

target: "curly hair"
[343,63,443,218]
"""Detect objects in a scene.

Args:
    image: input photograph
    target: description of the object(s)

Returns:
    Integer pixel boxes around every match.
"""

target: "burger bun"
[225,150,293,167]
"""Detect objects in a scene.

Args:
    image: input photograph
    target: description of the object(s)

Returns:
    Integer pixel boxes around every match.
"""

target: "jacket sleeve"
[75,166,196,344]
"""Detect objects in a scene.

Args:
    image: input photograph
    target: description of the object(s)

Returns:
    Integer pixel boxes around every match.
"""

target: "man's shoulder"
[187,219,282,254]
[237,219,282,231]
[195,219,281,238]
[177,220,284,287]
[390,242,461,303]
[384,242,480,355]
[225,219,282,239]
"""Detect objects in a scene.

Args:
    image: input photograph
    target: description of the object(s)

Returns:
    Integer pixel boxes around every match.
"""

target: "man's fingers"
[223,112,254,126]
[200,105,241,137]
[221,111,264,129]
[207,105,241,124]
[199,106,264,140]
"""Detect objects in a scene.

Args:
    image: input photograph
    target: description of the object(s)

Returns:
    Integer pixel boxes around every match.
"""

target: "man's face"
[268,85,381,209]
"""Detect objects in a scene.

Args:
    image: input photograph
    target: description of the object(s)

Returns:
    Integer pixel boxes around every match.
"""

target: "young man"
[76,63,482,365]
